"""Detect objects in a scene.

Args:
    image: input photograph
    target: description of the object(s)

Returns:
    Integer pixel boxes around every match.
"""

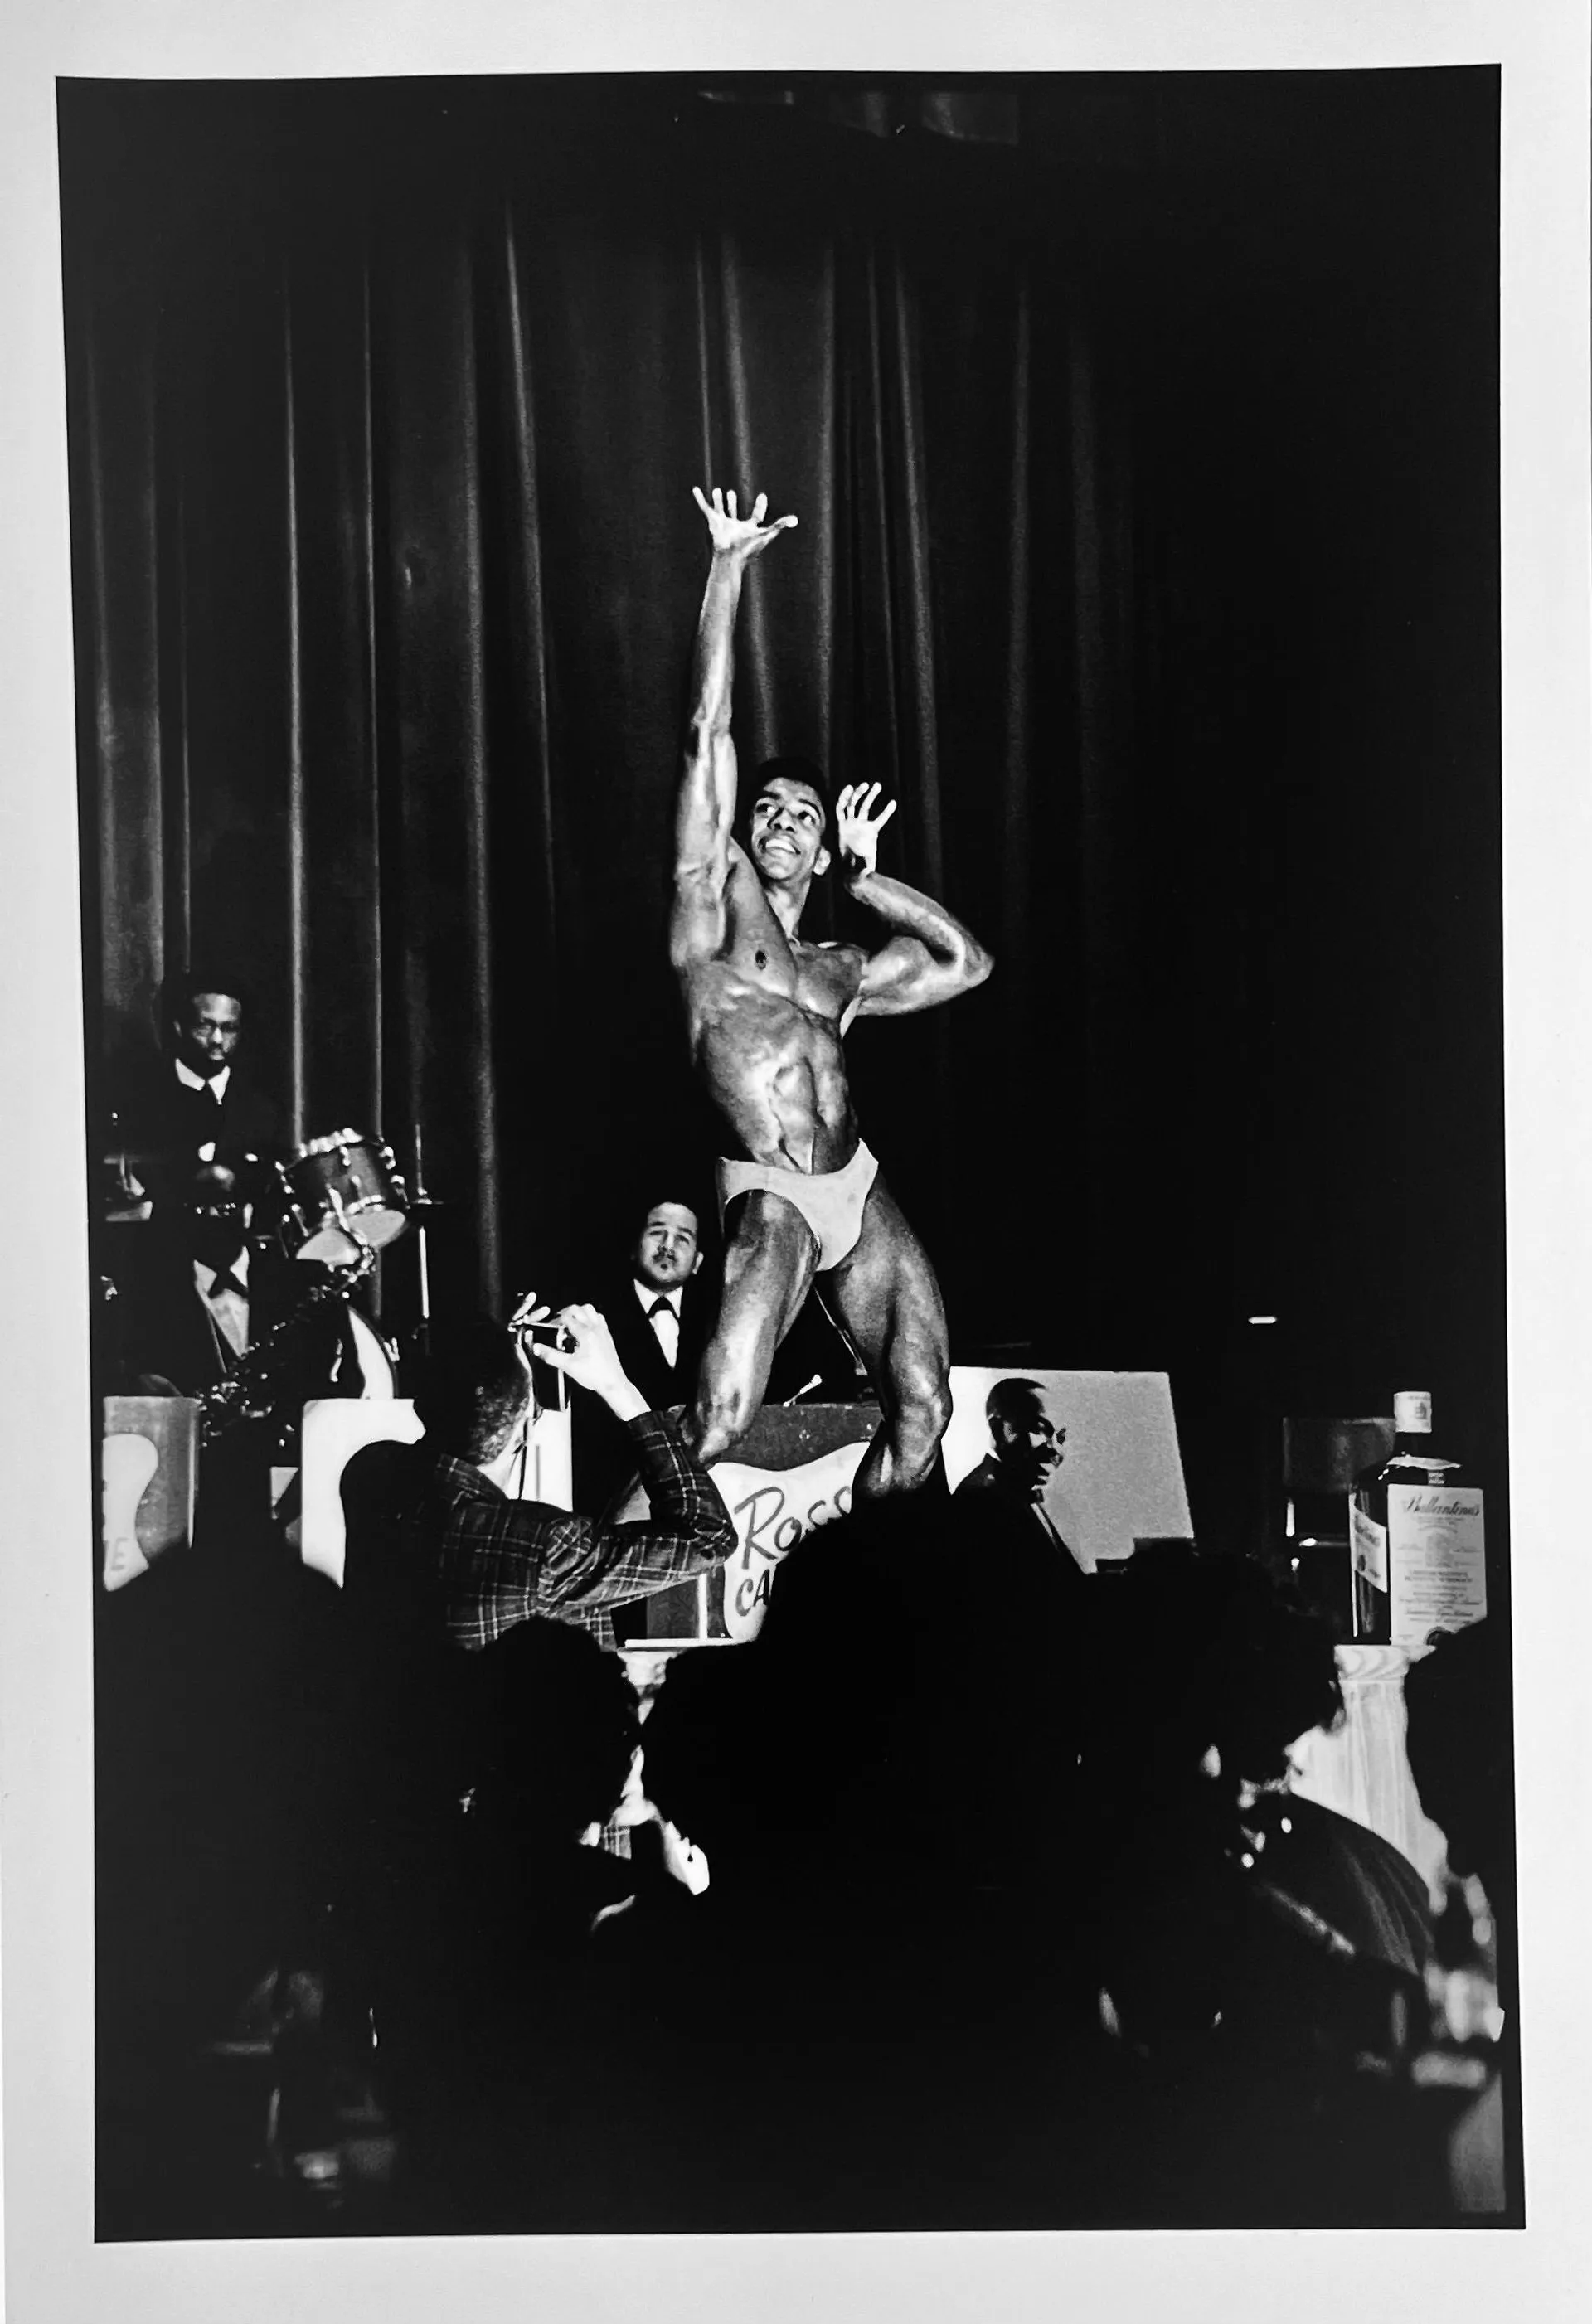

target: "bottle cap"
[1393,1390,1433,1434]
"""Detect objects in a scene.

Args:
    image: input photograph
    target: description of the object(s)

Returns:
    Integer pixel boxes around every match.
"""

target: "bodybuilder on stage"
[672,485,993,1500]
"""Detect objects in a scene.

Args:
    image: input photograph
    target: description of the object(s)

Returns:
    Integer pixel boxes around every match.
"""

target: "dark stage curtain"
[61,74,1503,1539]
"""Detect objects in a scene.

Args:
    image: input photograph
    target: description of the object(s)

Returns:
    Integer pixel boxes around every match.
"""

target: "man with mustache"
[670,485,993,1504]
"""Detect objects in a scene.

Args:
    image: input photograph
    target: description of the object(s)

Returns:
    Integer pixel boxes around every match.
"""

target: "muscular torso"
[679,851,865,1173]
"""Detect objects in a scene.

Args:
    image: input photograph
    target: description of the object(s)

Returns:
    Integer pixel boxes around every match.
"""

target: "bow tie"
[648,1296,673,1321]
[208,1269,248,1300]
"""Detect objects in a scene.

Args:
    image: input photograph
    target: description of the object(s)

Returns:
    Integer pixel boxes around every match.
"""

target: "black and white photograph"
[4,2,1590,2317]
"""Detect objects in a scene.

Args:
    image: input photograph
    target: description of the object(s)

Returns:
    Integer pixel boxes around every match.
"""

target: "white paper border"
[3,5,1587,2319]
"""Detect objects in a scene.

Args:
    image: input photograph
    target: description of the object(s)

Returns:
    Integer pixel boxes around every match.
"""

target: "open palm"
[835,781,898,878]
[692,484,798,561]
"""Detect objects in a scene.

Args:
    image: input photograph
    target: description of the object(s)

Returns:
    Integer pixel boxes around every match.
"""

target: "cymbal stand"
[410,1124,434,1356]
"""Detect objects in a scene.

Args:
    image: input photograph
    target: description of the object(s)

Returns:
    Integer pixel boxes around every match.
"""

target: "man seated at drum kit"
[107,971,284,1218]
[100,978,413,1473]
[111,1155,398,1439]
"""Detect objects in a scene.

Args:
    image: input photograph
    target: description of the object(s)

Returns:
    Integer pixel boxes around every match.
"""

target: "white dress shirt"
[174,1057,230,1162]
[194,1243,250,1361]
[633,1278,682,1371]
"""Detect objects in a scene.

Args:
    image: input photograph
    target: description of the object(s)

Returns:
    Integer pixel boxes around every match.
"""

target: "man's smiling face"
[748,777,831,887]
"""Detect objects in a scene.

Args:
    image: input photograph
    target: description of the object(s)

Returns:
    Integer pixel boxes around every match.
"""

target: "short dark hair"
[413,1317,531,1463]
[987,1377,1047,1430]
[1094,1549,1344,1788]
[167,968,250,1021]
[482,1618,642,1841]
[636,1194,701,1232]
[619,1182,709,1256]
[1402,1619,1509,1896]
[752,755,830,838]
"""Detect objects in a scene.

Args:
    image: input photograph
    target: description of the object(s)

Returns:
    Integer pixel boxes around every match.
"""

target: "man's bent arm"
[536,1410,735,1612]
[849,870,994,1017]
[438,1412,735,1648]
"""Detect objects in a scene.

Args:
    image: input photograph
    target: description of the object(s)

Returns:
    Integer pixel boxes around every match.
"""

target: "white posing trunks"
[716,1141,880,1273]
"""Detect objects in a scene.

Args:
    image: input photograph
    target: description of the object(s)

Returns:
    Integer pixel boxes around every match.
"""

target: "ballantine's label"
[1387,1482,1486,1645]
[710,1440,869,1642]
[1350,1501,1388,1592]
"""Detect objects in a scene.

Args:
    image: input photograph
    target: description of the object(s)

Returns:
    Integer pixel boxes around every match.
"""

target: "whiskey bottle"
[1349,1390,1487,1646]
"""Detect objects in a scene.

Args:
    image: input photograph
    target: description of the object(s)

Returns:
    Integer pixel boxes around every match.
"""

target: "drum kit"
[192,1128,436,1434]
[275,1129,415,1267]
[271,1125,442,1365]
[99,1117,444,1411]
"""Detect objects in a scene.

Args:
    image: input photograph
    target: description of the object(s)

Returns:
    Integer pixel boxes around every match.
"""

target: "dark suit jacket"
[570,1271,712,1513]
[953,1456,1090,1613]
[109,1223,357,1404]
[112,1050,284,1206]
[601,1273,712,1412]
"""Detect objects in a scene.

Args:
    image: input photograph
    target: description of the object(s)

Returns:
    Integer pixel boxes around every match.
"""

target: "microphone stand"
[410,1124,434,1359]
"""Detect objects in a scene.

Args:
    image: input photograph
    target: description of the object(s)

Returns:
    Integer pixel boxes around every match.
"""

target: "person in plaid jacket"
[342,1303,735,1657]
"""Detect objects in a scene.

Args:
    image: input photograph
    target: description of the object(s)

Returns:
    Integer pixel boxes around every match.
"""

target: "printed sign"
[711,1439,870,1641]
[1388,1482,1487,1646]
[629,1405,879,1642]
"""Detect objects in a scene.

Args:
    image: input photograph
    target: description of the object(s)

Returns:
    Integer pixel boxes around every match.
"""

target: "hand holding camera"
[508,1293,648,1424]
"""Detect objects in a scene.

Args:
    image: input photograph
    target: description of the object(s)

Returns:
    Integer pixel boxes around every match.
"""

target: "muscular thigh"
[713,1191,822,1358]
[822,1172,948,1387]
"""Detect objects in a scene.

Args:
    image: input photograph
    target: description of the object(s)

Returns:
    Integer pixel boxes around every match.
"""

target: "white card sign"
[942,1367,1192,1571]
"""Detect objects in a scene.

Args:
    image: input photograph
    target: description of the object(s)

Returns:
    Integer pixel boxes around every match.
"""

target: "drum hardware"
[410,1124,435,1354]
[100,1110,153,1223]
[277,1128,410,1265]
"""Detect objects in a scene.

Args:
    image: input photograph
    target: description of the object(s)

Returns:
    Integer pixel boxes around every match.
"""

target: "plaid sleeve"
[534,1410,735,1616]
[437,1415,733,1651]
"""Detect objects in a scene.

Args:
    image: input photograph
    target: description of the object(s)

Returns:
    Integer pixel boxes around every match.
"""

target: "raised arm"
[671,487,798,968]
[837,783,995,1019]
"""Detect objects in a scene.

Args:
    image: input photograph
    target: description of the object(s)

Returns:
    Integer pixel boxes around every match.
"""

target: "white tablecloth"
[1287,1642,1450,1904]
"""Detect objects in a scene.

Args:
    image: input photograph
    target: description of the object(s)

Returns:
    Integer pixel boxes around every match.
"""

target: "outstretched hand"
[834,781,898,880]
[693,484,798,563]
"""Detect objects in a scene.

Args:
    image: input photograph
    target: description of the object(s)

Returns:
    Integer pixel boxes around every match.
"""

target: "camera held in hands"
[521,1320,575,1355]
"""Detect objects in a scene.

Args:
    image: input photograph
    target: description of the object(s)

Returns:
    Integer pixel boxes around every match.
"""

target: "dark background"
[60,70,1504,1559]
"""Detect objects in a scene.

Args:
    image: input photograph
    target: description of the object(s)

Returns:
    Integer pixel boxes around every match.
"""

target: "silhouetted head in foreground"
[1402,1618,1511,1909]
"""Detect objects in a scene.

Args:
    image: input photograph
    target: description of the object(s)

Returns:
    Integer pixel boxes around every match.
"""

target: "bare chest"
[699,877,858,1024]
[725,927,857,1024]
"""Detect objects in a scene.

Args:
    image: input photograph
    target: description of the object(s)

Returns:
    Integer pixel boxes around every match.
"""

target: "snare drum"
[278,1129,410,1263]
